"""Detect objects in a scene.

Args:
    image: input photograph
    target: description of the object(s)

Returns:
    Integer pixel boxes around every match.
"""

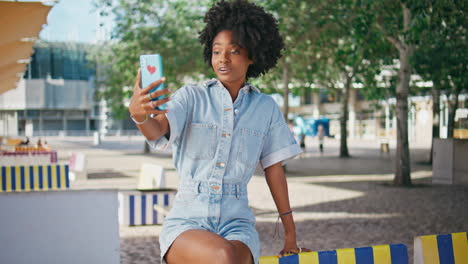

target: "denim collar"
[204,79,260,93]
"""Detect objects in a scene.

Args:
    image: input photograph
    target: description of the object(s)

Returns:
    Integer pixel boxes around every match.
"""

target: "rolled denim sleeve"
[146,86,189,150]
[260,103,302,169]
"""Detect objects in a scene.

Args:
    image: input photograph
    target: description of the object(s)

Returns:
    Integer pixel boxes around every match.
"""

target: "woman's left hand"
[278,234,312,257]
[278,246,312,257]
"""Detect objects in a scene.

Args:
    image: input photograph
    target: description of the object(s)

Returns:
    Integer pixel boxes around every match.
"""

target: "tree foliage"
[412,0,467,138]
[92,0,466,172]
[92,0,212,119]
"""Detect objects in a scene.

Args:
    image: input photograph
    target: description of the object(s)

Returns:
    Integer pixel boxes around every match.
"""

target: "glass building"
[0,42,103,136]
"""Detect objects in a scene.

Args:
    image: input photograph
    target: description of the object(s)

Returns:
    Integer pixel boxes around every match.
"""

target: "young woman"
[128,1,309,263]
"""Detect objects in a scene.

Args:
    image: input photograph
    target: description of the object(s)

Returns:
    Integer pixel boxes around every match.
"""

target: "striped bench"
[260,244,408,264]
[6,138,22,146]
[118,190,176,226]
[0,151,58,165]
[1,164,69,192]
[15,146,50,152]
[414,232,467,264]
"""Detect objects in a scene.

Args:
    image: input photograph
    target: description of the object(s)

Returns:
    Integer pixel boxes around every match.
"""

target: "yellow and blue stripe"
[418,232,467,264]
[119,191,174,226]
[129,193,170,225]
[0,165,69,192]
[260,244,408,264]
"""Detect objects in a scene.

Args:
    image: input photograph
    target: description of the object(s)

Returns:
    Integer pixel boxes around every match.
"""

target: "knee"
[214,243,237,264]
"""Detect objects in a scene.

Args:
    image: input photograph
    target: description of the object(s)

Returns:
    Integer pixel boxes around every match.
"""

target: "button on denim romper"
[148,79,302,264]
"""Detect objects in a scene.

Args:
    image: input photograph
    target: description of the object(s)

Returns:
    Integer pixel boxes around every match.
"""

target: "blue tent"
[293,117,330,137]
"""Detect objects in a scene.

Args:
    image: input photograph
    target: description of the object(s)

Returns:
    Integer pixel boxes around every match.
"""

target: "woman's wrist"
[131,114,148,124]
[284,228,297,238]
[129,99,146,123]
[281,212,296,236]
[284,232,298,247]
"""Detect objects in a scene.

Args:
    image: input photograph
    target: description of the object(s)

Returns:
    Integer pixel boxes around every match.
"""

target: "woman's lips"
[218,66,231,74]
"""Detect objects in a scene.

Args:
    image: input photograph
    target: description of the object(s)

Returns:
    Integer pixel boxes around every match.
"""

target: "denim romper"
[148,79,302,264]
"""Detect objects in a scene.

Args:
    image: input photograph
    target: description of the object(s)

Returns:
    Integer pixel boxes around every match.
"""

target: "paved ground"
[47,136,468,263]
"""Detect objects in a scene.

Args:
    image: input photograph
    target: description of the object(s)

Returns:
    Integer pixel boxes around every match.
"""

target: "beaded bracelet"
[131,114,148,125]
[273,210,293,238]
[280,210,293,217]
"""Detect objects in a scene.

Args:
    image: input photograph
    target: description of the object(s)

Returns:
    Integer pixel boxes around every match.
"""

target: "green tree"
[259,0,396,159]
[357,0,420,186]
[311,1,390,158]
[261,0,390,158]
[255,1,332,150]
[92,0,211,152]
[92,0,211,120]
[412,0,467,146]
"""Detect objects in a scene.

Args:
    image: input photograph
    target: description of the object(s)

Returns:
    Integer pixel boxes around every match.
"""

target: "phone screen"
[139,54,167,110]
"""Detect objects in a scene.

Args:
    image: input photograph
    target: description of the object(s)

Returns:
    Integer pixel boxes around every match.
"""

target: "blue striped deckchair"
[414,232,467,264]
[1,164,69,192]
[118,190,176,226]
[260,244,408,264]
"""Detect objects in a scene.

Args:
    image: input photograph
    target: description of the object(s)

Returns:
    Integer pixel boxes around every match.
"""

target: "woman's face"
[211,30,253,86]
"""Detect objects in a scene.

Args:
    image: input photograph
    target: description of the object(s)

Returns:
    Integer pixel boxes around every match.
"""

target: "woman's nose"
[220,51,230,63]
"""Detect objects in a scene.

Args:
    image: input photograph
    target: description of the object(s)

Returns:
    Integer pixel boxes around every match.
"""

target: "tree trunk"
[340,75,351,158]
[447,88,460,139]
[390,2,412,186]
[301,86,311,105]
[394,45,412,186]
[282,63,290,121]
[144,141,150,154]
[301,86,306,106]
[429,81,440,164]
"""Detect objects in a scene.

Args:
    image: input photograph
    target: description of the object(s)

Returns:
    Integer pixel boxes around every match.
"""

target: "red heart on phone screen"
[147,65,156,74]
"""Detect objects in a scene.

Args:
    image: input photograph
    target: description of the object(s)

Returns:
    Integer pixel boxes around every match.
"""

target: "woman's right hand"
[128,69,171,122]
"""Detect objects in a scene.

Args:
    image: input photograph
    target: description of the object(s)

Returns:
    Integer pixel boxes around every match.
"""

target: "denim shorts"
[159,180,260,264]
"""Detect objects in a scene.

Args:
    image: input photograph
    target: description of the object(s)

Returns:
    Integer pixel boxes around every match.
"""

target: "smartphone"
[139,54,167,110]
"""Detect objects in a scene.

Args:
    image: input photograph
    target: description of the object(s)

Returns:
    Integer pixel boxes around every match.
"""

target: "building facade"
[0,42,108,137]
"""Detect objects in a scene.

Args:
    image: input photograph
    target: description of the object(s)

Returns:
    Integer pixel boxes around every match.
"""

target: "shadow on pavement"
[256,177,468,262]
[283,147,432,176]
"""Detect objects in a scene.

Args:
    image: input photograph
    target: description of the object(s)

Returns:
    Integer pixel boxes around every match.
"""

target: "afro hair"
[199,0,284,79]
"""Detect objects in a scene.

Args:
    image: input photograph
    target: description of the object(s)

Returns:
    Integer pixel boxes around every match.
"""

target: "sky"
[39,0,114,43]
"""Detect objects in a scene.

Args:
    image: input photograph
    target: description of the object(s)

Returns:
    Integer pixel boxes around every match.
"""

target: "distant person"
[293,116,307,150]
[37,139,50,150]
[299,132,306,150]
[20,137,30,145]
[42,140,50,150]
[317,124,325,153]
[128,1,310,263]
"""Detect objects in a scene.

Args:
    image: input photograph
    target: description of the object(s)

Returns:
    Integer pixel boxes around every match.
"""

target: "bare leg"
[165,229,253,264]
[229,240,253,264]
